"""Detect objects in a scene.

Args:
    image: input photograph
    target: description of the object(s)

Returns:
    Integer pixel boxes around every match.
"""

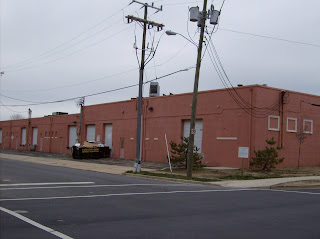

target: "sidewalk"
[1,149,320,188]
[210,176,320,188]
[0,149,166,175]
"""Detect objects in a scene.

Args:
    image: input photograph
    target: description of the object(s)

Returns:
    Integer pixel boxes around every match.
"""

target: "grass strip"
[126,171,221,182]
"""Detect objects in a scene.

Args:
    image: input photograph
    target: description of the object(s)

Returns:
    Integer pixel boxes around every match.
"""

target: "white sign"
[238,147,249,159]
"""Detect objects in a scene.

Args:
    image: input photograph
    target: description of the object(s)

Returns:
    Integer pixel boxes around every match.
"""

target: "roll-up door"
[21,128,27,146]
[104,124,112,149]
[86,125,96,142]
[69,126,77,147]
[183,120,203,153]
[32,127,38,145]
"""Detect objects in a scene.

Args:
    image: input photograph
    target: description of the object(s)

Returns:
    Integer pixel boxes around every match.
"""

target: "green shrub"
[250,137,284,171]
[169,137,204,168]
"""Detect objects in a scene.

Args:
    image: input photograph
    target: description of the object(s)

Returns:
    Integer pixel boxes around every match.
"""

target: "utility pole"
[77,97,85,144]
[0,72,4,121]
[186,0,220,179]
[125,0,164,173]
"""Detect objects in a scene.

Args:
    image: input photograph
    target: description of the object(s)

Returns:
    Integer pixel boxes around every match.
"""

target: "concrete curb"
[124,172,222,186]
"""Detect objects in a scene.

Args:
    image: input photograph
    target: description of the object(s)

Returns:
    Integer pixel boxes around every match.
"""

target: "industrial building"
[0,84,319,168]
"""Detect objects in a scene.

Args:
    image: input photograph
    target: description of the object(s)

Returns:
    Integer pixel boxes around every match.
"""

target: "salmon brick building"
[1,84,319,168]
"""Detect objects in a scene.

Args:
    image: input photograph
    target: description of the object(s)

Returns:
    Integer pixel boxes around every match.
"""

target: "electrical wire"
[1,67,140,93]
[1,66,194,107]
[204,32,281,118]
[1,3,132,71]
[219,28,320,48]
[0,100,26,113]
[2,31,193,94]
[208,37,280,112]
[4,25,133,73]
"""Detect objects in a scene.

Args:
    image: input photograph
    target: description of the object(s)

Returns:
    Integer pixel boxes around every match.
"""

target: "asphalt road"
[1,157,320,239]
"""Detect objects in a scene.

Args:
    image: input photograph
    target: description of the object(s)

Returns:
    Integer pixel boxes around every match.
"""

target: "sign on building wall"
[238,147,249,159]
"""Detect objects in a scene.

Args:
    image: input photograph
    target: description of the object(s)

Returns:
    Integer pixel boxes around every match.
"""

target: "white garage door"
[86,125,96,142]
[183,120,203,153]
[21,128,27,146]
[32,127,38,145]
[69,126,77,147]
[104,124,113,149]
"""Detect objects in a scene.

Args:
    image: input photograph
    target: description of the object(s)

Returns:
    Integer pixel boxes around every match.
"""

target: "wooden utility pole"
[125,1,164,172]
[187,0,208,179]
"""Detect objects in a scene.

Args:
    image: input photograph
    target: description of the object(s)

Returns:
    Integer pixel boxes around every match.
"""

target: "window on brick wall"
[286,118,297,133]
[303,119,313,134]
[0,129,2,144]
[268,115,280,131]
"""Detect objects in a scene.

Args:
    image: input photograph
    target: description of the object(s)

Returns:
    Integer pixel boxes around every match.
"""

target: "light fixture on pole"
[165,30,198,47]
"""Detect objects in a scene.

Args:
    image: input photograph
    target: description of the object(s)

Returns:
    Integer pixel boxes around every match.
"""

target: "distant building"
[0,85,319,168]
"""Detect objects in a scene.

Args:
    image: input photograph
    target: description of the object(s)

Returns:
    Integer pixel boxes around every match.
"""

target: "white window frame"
[268,115,280,131]
[303,119,313,134]
[286,117,297,133]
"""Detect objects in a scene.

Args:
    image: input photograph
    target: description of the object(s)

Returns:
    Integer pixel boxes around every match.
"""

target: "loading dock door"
[183,120,203,153]
[69,126,77,147]
[104,124,112,149]
[86,125,96,142]
[32,127,38,145]
[104,124,113,156]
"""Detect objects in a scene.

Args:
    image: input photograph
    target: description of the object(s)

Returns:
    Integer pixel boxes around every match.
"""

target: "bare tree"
[10,114,25,120]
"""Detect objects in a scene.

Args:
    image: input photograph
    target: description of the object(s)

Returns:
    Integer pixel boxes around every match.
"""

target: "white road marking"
[0,189,252,201]
[0,183,185,191]
[0,206,73,239]
[266,189,320,195]
[0,188,319,202]
[0,182,95,187]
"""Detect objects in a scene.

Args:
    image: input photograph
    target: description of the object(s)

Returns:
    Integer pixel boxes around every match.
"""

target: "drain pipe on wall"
[164,133,173,175]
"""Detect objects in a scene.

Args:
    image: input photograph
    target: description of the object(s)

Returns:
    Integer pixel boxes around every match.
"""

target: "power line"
[4,25,133,73]
[219,28,320,48]
[2,37,194,94]
[204,32,280,118]
[1,3,131,70]
[0,100,26,113]
[0,67,193,107]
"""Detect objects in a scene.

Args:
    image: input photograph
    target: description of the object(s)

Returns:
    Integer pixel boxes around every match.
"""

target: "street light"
[165,30,198,47]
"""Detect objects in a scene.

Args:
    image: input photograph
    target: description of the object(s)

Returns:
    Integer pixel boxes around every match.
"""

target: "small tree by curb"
[169,137,203,168]
[250,137,284,171]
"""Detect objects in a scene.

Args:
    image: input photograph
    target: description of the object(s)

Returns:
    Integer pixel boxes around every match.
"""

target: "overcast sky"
[0,0,319,121]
